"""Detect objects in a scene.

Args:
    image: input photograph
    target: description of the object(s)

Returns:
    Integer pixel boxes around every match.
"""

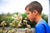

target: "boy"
[25,1,50,33]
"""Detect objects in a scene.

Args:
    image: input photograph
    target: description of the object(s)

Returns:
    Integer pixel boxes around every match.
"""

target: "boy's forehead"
[26,8,30,12]
[26,10,30,13]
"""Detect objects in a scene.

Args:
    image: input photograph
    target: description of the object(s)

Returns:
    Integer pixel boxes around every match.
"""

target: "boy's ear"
[33,10,38,15]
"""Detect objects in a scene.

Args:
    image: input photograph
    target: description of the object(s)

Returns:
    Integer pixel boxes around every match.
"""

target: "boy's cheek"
[29,18,34,22]
[27,14,34,21]
[27,16,34,21]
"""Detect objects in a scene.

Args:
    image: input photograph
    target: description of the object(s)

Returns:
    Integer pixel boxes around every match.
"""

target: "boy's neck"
[35,15,42,23]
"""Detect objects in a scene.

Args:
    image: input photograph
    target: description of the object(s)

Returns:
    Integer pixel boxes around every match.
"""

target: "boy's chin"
[30,20,33,22]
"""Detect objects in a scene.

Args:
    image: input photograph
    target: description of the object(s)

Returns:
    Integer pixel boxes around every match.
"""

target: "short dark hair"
[25,1,43,14]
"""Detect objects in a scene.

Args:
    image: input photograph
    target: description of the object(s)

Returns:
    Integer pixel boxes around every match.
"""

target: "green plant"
[10,14,22,28]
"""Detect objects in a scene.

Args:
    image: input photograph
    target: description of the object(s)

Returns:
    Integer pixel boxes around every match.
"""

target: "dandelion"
[10,23,12,27]
[8,30,11,33]
[12,21,15,24]
[10,23,12,26]
[25,28,29,31]
[25,28,29,33]
[10,13,22,28]
[11,29,16,33]
[15,18,19,21]
[10,23,15,27]
[18,14,22,20]
[14,14,17,18]
[19,20,22,23]
[18,14,21,17]
[15,18,18,20]
[25,17,27,19]
[23,20,31,28]
[1,21,5,25]
[19,16,22,20]
[1,21,6,29]
[17,23,21,27]
[12,17,15,19]
[1,21,7,33]
[27,25,31,28]
[12,24,15,27]
[23,20,27,23]
[19,21,21,23]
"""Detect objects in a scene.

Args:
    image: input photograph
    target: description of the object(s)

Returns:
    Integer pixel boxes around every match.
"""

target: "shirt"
[35,19,50,33]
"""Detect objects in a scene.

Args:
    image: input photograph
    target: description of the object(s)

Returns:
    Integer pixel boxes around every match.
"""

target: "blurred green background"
[0,12,48,28]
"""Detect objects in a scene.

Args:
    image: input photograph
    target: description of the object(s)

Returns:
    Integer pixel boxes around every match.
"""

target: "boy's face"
[26,8,37,22]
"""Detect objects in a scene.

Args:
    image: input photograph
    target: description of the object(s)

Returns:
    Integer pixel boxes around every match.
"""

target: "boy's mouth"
[30,19,33,22]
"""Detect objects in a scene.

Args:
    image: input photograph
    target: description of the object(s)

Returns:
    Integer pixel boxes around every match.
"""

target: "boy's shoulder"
[35,20,50,33]
[35,19,48,27]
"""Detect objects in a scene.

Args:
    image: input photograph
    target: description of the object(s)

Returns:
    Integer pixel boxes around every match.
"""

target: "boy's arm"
[35,24,45,33]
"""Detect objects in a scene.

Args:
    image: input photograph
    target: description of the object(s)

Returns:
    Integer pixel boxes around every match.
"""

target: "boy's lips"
[30,19,33,22]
